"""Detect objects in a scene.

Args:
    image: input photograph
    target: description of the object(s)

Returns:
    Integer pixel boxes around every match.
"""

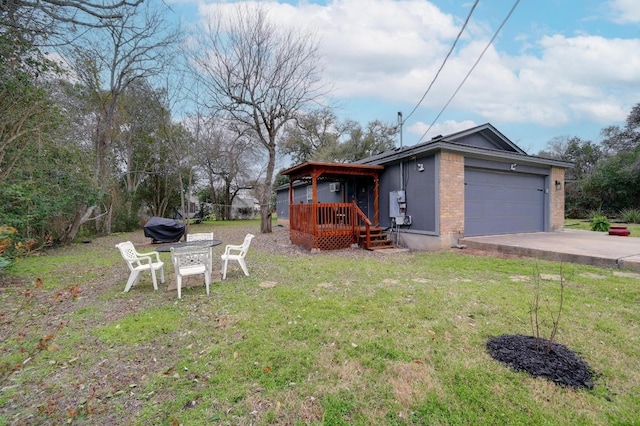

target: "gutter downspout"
[398,111,403,190]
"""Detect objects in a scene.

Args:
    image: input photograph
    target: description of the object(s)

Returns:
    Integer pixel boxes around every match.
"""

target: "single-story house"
[231,190,260,219]
[276,123,572,251]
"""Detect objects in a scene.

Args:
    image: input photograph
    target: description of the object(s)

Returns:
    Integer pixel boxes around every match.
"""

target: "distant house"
[276,123,572,251]
[172,193,203,222]
[232,191,260,219]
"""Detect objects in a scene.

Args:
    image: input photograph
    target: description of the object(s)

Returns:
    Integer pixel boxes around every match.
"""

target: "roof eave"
[359,141,573,169]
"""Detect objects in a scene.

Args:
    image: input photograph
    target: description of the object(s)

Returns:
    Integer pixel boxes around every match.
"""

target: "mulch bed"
[486,334,594,389]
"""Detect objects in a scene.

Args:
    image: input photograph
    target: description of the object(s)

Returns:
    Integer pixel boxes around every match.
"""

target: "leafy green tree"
[538,136,605,217]
[586,102,640,214]
[0,25,62,187]
[337,119,398,163]
[112,80,171,230]
[601,103,640,157]
[539,136,602,181]
[274,169,290,188]
[0,25,99,245]
[584,148,640,213]
[280,108,341,164]
[280,114,397,165]
[0,114,95,244]
[134,138,181,220]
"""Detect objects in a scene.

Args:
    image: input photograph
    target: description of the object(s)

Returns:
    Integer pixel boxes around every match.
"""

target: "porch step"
[368,243,396,250]
[360,227,394,250]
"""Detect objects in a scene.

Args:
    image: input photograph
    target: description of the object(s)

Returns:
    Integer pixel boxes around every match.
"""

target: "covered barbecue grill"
[143,217,185,243]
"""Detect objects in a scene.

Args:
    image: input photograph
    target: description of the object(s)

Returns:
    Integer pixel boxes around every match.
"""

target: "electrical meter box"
[389,190,407,220]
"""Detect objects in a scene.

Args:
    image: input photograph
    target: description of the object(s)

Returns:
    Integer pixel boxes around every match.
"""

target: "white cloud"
[407,119,477,141]
[608,0,640,24]
[193,0,639,134]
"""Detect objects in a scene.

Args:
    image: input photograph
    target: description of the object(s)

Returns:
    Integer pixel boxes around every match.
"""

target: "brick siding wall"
[438,151,465,236]
[550,167,565,231]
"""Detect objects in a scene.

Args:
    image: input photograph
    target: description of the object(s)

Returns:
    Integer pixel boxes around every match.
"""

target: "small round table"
[153,240,222,252]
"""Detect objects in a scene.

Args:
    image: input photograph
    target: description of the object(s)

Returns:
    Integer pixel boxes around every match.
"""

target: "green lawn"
[1,221,638,425]
[565,219,640,236]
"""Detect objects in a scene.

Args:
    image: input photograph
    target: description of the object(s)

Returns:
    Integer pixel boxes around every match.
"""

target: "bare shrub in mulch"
[486,334,594,389]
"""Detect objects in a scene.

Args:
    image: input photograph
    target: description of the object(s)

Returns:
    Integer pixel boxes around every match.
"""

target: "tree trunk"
[260,205,272,233]
[59,204,96,244]
[105,199,113,235]
[260,142,276,233]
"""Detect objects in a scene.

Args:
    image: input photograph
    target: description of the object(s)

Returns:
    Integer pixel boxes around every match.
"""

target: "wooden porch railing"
[352,204,372,248]
[289,202,372,250]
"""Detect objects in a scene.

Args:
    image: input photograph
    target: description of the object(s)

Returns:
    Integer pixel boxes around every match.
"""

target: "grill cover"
[143,217,185,243]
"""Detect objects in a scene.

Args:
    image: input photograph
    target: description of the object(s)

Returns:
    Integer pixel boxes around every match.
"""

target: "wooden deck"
[289,203,393,251]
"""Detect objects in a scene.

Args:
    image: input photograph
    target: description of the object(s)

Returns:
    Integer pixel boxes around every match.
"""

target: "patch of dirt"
[580,272,607,279]
[539,274,562,281]
[613,271,640,279]
[449,247,526,260]
[486,334,594,389]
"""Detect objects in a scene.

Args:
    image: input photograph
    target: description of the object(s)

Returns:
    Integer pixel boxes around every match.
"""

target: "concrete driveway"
[459,229,640,271]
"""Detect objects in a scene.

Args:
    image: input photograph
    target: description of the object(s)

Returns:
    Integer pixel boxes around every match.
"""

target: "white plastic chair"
[221,233,255,280]
[186,232,214,242]
[170,246,212,299]
[115,241,165,293]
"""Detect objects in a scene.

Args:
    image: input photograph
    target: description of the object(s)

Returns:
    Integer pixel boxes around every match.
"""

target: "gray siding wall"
[276,189,289,219]
[454,134,501,150]
[379,155,437,232]
[465,157,548,175]
[317,182,343,203]
[275,181,343,219]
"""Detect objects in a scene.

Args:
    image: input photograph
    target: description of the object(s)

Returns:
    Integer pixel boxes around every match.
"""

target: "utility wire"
[402,0,479,124]
[418,0,522,144]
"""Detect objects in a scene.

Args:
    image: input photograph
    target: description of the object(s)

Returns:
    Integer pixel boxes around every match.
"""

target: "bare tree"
[1,0,143,35]
[0,0,148,211]
[191,4,325,233]
[193,116,261,220]
[69,2,180,235]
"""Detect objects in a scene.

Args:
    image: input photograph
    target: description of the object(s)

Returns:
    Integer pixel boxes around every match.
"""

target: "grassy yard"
[1,221,639,425]
[565,219,640,236]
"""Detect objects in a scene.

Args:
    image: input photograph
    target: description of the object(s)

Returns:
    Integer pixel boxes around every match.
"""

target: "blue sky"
[168,0,640,154]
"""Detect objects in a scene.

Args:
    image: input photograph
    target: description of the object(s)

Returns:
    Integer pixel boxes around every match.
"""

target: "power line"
[418,0,522,144]
[402,0,479,124]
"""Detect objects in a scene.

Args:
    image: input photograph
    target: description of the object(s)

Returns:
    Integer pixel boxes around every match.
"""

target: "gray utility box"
[389,190,411,225]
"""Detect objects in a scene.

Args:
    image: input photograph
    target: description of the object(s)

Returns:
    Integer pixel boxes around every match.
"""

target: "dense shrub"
[590,215,610,232]
[587,208,606,221]
[619,208,640,224]
[0,225,42,271]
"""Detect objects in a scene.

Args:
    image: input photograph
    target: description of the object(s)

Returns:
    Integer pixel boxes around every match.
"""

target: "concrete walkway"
[459,229,640,271]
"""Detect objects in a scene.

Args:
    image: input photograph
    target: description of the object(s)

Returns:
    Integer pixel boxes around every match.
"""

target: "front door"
[348,177,371,219]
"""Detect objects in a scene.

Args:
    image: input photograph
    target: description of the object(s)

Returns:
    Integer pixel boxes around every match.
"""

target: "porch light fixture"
[417,163,424,172]
[555,180,562,190]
